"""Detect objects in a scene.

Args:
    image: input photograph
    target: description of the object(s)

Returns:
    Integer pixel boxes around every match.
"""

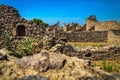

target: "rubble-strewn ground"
[69,42,120,74]
[0,53,120,80]
[0,36,120,80]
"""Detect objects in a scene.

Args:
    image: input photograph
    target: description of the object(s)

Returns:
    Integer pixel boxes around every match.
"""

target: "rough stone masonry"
[0,4,120,49]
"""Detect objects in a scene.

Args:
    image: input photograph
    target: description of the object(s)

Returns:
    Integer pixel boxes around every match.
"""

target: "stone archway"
[16,25,25,36]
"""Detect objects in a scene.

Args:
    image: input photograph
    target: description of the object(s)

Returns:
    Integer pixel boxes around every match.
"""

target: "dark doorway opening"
[16,25,25,36]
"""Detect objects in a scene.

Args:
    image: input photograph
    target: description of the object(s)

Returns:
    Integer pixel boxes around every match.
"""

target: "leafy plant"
[16,37,36,57]
[3,33,11,50]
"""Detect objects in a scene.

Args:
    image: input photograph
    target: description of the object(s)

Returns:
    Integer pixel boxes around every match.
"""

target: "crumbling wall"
[47,21,59,31]
[0,4,45,48]
[95,21,120,31]
[62,23,81,32]
[55,31,108,42]
[108,30,120,44]
[85,15,98,31]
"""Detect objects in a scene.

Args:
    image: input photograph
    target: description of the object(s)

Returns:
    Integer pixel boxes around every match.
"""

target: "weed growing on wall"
[3,33,11,50]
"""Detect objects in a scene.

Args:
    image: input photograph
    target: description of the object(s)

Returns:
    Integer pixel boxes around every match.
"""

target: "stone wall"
[108,30,120,44]
[95,21,120,31]
[53,30,120,44]
[66,44,120,60]
[55,31,108,42]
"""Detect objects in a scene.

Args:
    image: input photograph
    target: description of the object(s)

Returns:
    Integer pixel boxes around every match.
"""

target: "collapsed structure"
[0,4,120,48]
[0,4,120,80]
[50,16,120,44]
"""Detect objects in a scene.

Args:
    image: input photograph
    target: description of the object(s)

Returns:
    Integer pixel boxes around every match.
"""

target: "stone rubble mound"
[42,36,76,54]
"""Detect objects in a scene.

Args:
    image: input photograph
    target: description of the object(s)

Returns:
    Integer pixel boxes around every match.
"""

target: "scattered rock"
[0,48,10,60]
[43,36,56,50]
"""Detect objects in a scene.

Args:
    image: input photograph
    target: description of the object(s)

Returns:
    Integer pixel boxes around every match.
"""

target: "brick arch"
[16,25,25,36]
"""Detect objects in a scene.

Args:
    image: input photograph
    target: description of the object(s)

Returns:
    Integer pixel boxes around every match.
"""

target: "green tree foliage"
[16,37,36,57]
[32,18,43,25]
[32,18,49,28]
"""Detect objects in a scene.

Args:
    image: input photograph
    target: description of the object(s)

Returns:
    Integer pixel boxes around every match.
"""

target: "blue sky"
[0,0,120,26]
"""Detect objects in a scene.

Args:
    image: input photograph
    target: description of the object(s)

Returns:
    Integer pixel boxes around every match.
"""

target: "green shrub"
[16,37,36,57]
[3,33,11,50]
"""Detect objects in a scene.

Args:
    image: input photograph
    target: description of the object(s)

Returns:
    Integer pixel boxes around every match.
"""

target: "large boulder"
[15,52,50,72]
[49,52,66,69]
[15,52,66,72]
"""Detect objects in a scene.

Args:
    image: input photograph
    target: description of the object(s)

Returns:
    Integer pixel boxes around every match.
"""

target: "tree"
[32,18,49,28]
[32,18,43,25]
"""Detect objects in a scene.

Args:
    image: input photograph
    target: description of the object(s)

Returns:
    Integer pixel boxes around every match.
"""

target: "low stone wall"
[63,44,120,60]
[55,31,108,42]
[80,45,120,60]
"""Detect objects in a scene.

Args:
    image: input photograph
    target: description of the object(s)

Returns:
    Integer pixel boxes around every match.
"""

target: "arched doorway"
[16,25,25,36]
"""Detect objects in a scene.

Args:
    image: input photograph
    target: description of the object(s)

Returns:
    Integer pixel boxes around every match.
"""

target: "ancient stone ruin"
[57,15,120,44]
[62,22,81,32]
[0,4,120,49]
[0,4,46,48]
[0,4,120,80]
[46,21,60,31]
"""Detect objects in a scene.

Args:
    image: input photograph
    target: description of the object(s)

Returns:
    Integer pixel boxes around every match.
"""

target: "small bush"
[3,33,11,50]
[16,37,36,57]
